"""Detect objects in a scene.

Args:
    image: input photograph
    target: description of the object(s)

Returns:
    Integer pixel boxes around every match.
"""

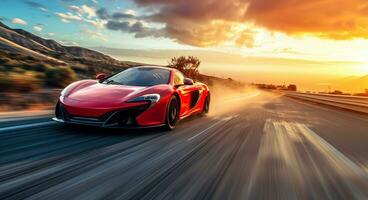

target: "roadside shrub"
[0,58,9,65]
[13,67,26,74]
[0,73,41,92]
[0,66,7,72]
[0,73,11,92]
[71,65,87,74]
[31,63,49,72]
[10,73,41,92]
[330,90,343,95]
[26,56,37,61]
[34,72,45,80]
[45,67,77,88]
[287,84,297,91]
[22,63,52,73]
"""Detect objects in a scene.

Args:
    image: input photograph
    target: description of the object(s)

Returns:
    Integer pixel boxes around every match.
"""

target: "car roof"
[134,65,174,71]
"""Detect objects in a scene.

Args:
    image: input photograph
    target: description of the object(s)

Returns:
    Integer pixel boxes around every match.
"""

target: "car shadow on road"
[59,124,166,136]
[57,114,208,137]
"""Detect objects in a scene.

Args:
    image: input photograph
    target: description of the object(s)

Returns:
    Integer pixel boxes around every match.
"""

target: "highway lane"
[1,91,368,200]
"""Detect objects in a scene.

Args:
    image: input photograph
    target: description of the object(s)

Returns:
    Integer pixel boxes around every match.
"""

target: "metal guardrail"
[284,92,368,114]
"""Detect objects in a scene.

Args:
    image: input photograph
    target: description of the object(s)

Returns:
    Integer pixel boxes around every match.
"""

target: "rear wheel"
[200,94,210,117]
[164,95,179,130]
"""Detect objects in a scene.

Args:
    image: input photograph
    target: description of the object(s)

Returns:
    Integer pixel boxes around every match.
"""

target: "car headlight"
[60,83,74,97]
[61,88,67,97]
[128,94,160,103]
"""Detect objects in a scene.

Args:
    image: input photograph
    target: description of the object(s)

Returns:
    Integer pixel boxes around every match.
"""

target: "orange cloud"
[235,30,254,47]
[245,0,368,39]
[164,21,238,47]
[128,0,368,46]
[134,0,250,46]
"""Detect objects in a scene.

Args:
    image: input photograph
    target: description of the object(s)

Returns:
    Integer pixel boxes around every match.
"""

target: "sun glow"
[356,64,368,75]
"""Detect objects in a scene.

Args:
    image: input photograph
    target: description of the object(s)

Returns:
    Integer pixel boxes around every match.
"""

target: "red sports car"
[53,66,210,130]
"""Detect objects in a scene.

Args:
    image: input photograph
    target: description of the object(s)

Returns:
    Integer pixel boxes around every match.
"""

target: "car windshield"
[103,67,171,87]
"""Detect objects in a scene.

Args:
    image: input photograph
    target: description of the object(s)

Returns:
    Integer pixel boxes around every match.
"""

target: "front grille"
[71,116,100,121]
[55,102,150,128]
[104,104,150,127]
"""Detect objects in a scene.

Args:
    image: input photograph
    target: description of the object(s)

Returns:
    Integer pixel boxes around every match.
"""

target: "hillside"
[333,75,368,93]
[0,22,141,78]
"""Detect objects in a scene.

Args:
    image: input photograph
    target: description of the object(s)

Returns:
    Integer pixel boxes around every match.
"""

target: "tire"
[164,95,180,130]
[200,94,210,117]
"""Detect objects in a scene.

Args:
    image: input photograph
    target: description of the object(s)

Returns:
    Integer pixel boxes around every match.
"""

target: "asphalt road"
[1,91,368,200]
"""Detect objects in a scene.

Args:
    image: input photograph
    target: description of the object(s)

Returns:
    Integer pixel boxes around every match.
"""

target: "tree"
[168,56,200,80]
[287,84,297,91]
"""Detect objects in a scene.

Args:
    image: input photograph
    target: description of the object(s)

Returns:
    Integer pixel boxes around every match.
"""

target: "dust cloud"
[208,83,262,116]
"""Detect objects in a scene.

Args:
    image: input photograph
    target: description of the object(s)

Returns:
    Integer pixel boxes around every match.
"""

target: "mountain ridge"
[0,21,141,78]
[333,75,368,93]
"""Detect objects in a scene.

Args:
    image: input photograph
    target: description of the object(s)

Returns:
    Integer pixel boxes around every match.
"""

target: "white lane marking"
[297,122,368,198]
[246,119,368,199]
[297,123,367,177]
[0,121,55,132]
[187,116,235,141]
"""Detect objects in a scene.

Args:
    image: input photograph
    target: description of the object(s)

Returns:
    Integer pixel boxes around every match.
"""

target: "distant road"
[1,91,368,200]
[285,91,368,114]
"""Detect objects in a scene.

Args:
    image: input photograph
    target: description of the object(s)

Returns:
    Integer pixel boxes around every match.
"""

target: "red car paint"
[54,66,210,128]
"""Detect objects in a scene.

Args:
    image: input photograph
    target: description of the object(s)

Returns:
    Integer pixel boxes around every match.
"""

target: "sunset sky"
[1,0,368,90]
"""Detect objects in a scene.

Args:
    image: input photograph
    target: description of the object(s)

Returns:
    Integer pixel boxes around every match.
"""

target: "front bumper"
[53,101,164,129]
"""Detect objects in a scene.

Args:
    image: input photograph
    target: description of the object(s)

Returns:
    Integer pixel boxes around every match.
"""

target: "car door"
[188,84,203,112]
[174,71,195,117]
[174,71,202,117]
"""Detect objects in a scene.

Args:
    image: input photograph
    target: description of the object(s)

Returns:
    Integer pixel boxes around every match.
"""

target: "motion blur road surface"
[1,91,368,200]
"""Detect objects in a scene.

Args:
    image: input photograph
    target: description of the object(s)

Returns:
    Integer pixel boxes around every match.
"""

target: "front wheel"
[164,95,179,130]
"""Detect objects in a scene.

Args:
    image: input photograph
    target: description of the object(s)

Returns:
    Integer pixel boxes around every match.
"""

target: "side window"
[174,71,184,86]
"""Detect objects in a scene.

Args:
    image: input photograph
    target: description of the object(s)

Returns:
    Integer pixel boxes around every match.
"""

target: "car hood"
[67,83,146,105]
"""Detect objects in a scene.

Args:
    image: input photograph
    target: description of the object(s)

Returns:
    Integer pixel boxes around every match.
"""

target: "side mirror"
[96,73,106,82]
[184,78,194,85]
